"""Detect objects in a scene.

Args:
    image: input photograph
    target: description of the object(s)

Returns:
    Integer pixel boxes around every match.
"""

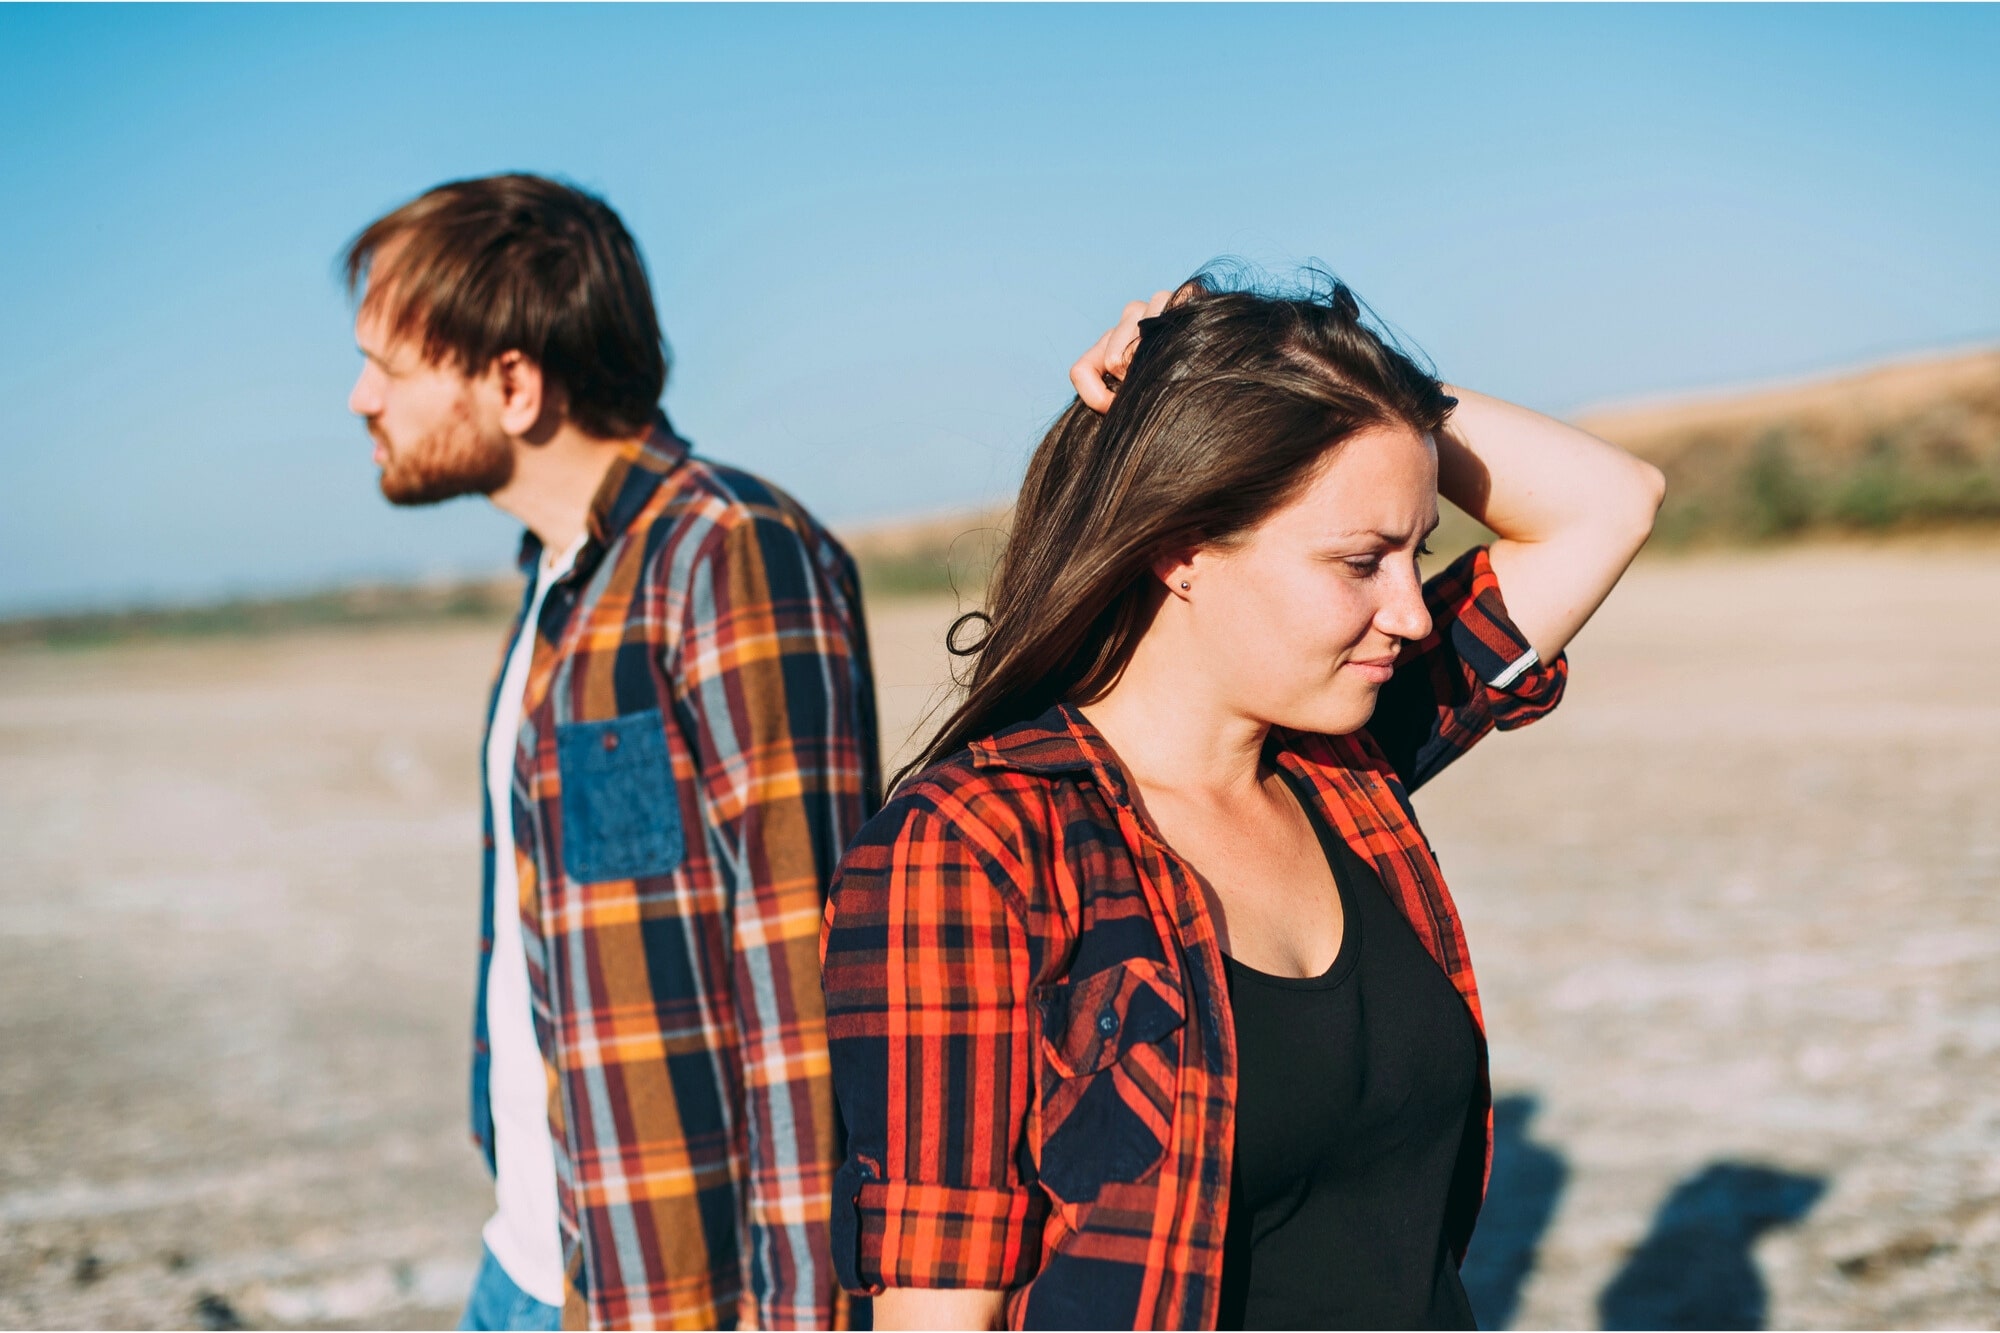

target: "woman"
[820,275,1663,1330]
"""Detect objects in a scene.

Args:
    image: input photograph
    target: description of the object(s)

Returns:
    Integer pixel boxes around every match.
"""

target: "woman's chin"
[1264,687,1381,739]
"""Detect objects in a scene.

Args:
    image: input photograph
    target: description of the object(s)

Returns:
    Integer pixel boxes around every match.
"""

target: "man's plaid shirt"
[821,546,1565,1329]
[476,416,879,1329]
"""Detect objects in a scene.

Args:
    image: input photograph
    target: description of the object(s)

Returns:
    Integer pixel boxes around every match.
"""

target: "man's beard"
[373,407,514,506]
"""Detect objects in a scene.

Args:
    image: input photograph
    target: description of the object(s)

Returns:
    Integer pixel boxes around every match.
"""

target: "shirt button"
[601,731,619,752]
[1097,1008,1118,1036]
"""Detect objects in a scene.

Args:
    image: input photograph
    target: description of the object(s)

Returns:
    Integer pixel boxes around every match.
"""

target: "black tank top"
[1216,773,1480,1330]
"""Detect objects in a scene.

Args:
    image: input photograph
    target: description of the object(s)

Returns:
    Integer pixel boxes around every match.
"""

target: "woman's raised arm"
[1066,296,1664,661]
[1434,388,1665,662]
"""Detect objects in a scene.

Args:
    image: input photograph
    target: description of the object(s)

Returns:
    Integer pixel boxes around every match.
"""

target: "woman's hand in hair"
[1070,289,1177,411]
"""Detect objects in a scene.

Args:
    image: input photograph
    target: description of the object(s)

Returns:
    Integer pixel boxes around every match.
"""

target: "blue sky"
[2,3,1995,613]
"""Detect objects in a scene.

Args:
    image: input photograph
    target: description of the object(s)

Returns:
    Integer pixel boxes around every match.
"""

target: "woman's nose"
[1380,569,1433,644]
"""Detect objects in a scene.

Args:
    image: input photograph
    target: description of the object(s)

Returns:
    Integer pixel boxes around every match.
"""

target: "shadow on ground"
[1463,1094,1569,1329]
[1464,1098,1827,1331]
[1598,1162,1826,1330]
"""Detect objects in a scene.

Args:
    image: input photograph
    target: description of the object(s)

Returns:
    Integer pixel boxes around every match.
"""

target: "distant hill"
[0,579,523,651]
[1577,347,2000,543]
[846,345,2000,586]
[9,347,1995,649]
[843,509,1008,598]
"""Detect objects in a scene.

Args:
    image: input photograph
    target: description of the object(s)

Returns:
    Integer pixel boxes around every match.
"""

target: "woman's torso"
[1216,771,1480,1330]
[821,709,1498,1329]
[824,549,1567,1328]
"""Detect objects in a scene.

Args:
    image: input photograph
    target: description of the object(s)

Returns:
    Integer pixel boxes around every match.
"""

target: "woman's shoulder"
[837,733,1087,907]
[876,707,1101,832]
[860,746,1051,845]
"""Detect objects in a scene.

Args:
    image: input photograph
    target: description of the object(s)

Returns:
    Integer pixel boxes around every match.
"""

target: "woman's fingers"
[1104,289,1178,376]
[1071,308,1141,412]
[1069,326,1122,411]
[1071,292,1179,413]
[1103,299,1151,378]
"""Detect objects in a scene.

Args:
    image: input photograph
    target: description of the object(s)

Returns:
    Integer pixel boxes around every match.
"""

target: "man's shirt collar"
[515,412,691,577]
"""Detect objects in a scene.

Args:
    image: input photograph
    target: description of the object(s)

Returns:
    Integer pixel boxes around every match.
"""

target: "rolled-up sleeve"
[821,794,1044,1295]
[1367,544,1569,791]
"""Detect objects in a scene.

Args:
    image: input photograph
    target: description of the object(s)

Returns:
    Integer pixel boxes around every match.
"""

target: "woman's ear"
[1152,547,1199,600]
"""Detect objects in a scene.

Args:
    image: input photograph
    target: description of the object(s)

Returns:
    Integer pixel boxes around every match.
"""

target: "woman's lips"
[1343,657,1397,683]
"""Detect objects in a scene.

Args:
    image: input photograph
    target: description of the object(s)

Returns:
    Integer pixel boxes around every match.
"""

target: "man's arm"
[678,510,878,1329]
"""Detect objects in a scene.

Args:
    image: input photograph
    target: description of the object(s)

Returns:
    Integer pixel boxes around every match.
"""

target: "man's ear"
[491,350,546,437]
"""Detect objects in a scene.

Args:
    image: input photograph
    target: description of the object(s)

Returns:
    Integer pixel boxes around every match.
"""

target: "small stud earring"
[1179,580,1190,590]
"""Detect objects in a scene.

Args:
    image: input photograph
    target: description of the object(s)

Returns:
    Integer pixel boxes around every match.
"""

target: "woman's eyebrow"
[1329,515,1443,544]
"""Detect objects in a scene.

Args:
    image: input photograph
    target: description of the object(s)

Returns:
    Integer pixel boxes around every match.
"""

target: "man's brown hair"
[344,173,668,439]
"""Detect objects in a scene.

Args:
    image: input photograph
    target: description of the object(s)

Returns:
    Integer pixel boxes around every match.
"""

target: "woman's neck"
[1078,629,1271,806]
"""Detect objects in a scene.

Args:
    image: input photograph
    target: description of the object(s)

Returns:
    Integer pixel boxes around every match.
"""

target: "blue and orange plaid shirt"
[477,416,879,1329]
[820,546,1565,1329]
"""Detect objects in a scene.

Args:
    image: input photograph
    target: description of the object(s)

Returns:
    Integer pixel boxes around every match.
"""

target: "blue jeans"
[460,1245,562,1331]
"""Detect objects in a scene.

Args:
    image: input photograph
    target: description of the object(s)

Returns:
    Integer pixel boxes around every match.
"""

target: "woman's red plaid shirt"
[820,546,1568,1329]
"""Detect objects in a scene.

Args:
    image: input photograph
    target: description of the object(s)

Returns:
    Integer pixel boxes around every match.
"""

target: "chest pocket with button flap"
[554,709,685,884]
[1035,955,1186,1204]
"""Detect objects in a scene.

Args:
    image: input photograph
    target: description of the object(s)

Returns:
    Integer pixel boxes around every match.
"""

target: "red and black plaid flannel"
[820,546,1565,1328]
[479,416,879,1329]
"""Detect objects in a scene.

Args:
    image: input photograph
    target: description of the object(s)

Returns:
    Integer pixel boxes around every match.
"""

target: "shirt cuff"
[1443,546,1568,719]
[832,1158,1042,1294]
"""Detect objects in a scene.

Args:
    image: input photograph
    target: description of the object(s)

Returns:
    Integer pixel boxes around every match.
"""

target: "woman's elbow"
[1619,458,1667,548]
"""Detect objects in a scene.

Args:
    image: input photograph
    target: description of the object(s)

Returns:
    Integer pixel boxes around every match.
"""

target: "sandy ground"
[1,547,1996,1329]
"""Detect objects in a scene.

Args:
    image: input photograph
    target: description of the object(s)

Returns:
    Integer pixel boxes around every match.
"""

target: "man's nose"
[348,368,378,418]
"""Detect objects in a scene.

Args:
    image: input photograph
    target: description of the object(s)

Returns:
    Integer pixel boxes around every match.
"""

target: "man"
[343,174,878,1330]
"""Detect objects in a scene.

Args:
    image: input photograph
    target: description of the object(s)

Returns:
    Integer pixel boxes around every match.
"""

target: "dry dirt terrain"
[2,546,1996,1329]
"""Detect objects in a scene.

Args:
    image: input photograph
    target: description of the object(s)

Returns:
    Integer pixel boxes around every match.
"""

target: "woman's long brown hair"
[894,270,1457,790]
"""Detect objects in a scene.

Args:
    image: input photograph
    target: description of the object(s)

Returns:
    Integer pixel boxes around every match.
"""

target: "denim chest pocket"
[554,709,685,884]
[1034,956,1186,1205]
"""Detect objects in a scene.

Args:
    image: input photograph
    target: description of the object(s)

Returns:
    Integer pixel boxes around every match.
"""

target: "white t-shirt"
[480,534,584,1307]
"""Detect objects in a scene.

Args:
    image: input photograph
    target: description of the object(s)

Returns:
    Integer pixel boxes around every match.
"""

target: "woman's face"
[1181,424,1439,737]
